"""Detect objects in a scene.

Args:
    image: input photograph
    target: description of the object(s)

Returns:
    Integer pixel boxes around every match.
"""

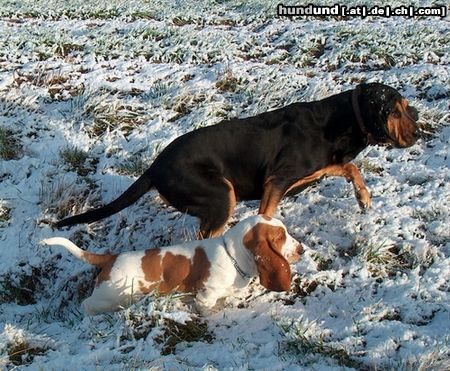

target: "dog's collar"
[352,86,374,145]
[222,237,252,280]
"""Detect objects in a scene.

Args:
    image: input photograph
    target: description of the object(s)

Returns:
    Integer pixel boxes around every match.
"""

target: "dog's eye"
[391,109,401,118]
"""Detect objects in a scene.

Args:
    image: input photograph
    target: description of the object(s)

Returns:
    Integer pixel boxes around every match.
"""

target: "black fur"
[56,83,418,234]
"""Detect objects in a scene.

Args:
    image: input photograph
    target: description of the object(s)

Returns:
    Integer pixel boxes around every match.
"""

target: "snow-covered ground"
[0,0,449,369]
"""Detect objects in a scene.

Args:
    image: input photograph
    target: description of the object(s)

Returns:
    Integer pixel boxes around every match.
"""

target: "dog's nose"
[408,106,419,122]
[410,121,419,144]
[296,242,303,256]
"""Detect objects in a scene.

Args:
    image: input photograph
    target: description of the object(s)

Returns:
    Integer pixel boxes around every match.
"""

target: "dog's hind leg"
[198,178,237,238]
[158,175,237,239]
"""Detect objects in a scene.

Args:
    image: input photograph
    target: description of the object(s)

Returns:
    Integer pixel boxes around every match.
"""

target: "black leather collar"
[222,237,252,280]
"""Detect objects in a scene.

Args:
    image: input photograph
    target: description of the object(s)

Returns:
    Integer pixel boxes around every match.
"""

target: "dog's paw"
[194,302,216,316]
[356,188,372,210]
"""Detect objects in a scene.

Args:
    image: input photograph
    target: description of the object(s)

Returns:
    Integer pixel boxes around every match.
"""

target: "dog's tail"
[55,169,154,228]
[40,237,115,267]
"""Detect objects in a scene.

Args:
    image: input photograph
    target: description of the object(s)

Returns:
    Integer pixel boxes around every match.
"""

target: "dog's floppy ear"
[243,224,291,292]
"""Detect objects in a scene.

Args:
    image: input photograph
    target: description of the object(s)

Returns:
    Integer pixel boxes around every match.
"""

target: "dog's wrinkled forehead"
[248,214,282,229]
[260,214,282,226]
[365,83,403,115]
[242,215,287,240]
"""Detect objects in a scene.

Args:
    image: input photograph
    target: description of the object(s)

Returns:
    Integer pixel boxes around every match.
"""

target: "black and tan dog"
[56,83,419,237]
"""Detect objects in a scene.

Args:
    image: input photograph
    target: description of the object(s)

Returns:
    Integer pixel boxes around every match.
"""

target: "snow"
[0,0,449,369]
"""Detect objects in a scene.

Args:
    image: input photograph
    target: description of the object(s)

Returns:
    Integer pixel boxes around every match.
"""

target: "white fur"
[41,237,86,261]
[41,215,302,315]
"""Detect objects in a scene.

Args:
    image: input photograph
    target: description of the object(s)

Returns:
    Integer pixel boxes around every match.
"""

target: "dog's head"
[239,215,303,292]
[357,83,419,148]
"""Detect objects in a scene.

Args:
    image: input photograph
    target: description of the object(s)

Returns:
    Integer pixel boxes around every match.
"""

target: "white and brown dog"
[41,215,302,315]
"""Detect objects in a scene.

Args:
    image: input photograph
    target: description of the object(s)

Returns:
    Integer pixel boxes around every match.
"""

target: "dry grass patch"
[39,176,99,221]
[216,72,240,93]
[0,127,22,160]
[5,338,48,367]
[278,317,362,369]
[0,201,12,224]
[60,146,97,176]
[357,240,415,278]
[0,324,53,368]
[88,102,148,137]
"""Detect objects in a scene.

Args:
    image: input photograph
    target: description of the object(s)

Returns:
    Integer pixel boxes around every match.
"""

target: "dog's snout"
[282,236,304,263]
[296,242,303,256]
[408,105,419,122]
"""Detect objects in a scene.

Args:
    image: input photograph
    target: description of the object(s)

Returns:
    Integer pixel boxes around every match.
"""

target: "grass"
[164,90,207,122]
[277,317,362,369]
[0,272,37,305]
[412,207,446,223]
[13,66,70,88]
[1,2,447,69]
[116,154,149,177]
[0,201,11,223]
[0,264,53,305]
[0,127,22,160]
[60,146,96,176]
[66,88,101,125]
[158,317,213,355]
[291,276,320,298]
[0,1,448,369]
[39,176,98,221]
[5,339,48,367]
[356,240,415,277]
[294,37,326,68]
[133,27,167,42]
[111,294,212,356]
[0,324,52,367]
[356,159,384,175]
[216,71,241,93]
[147,80,174,100]
[312,252,333,271]
[88,102,148,137]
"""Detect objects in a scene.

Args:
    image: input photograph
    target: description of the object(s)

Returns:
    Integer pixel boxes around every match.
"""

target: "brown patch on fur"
[96,256,117,287]
[141,248,163,282]
[81,251,118,287]
[159,252,191,293]
[285,163,371,209]
[138,280,155,294]
[139,248,163,293]
[243,223,291,291]
[179,247,211,292]
[81,251,116,267]
[140,247,211,294]
[259,177,285,217]
[387,99,417,148]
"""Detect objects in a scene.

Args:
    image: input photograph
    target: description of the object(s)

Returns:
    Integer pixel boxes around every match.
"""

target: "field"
[0,0,449,369]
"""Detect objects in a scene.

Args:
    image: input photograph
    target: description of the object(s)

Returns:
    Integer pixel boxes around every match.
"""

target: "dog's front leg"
[284,164,372,210]
[314,163,372,209]
[195,288,225,316]
[194,302,216,316]
[340,163,372,209]
[259,176,286,216]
